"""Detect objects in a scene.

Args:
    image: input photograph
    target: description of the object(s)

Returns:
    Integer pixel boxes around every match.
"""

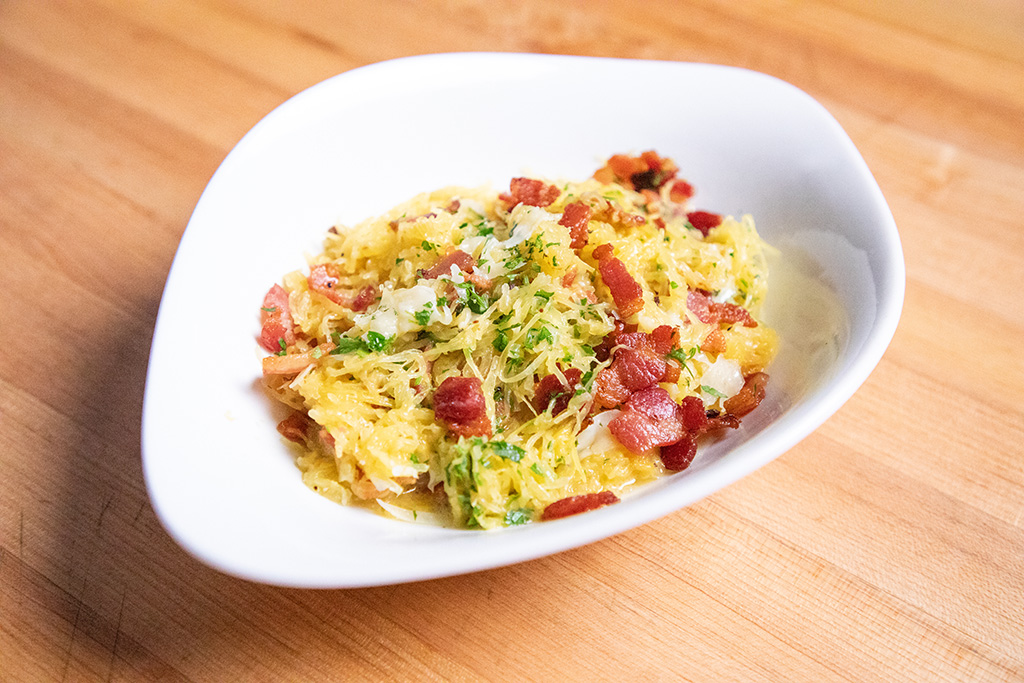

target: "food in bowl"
[258,151,778,528]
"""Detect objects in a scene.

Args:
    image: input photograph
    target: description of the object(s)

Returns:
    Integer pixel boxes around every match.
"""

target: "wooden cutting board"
[1,1,1022,680]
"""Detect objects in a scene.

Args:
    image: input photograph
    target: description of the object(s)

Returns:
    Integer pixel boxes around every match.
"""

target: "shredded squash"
[260,153,778,528]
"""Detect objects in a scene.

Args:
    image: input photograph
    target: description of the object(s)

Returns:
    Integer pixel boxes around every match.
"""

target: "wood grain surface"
[2,1,1022,680]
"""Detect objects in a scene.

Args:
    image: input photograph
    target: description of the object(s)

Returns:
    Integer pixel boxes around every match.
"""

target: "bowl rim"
[142,52,905,587]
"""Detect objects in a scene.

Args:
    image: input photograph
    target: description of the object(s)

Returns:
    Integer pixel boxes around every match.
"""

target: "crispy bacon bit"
[593,244,644,318]
[262,342,332,377]
[308,264,378,311]
[559,201,593,251]
[561,268,577,289]
[594,318,629,361]
[434,376,491,437]
[588,196,646,230]
[423,250,475,279]
[389,211,436,231]
[318,427,336,452]
[723,372,769,417]
[701,329,728,355]
[613,340,667,392]
[668,179,694,202]
[715,302,756,327]
[609,387,687,453]
[592,326,678,409]
[504,177,560,208]
[541,491,620,521]
[259,284,295,353]
[594,154,646,185]
[677,396,708,432]
[350,285,378,312]
[422,250,493,291]
[593,366,632,410]
[276,412,311,444]
[687,210,723,236]
[534,369,583,415]
[650,325,678,355]
[687,289,757,328]
[660,436,697,471]
[593,151,680,192]
[610,387,744,458]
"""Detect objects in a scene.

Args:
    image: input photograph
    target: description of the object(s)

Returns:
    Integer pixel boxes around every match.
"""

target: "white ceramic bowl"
[142,53,904,587]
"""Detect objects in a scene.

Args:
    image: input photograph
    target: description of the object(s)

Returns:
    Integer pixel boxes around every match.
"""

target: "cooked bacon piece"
[723,372,769,417]
[687,289,757,328]
[701,329,727,355]
[715,302,756,327]
[609,387,687,453]
[389,211,436,231]
[706,413,741,431]
[593,151,680,192]
[614,331,671,389]
[650,325,678,355]
[534,369,583,415]
[676,395,708,433]
[262,352,314,376]
[614,344,667,392]
[423,250,475,279]
[434,376,491,437]
[541,491,620,521]
[687,210,723,236]
[594,154,646,185]
[308,263,344,302]
[262,342,332,377]
[276,412,312,444]
[259,284,295,353]
[660,436,697,471]
[592,327,677,409]
[503,177,560,208]
[593,365,632,410]
[559,201,593,251]
[663,358,682,383]
[422,250,493,291]
[593,244,644,318]
[350,285,378,312]
[687,289,715,324]
[668,179,695,202]
[611,387,747,457]
[309,264,378,311]
[592,318,630,361]
[318,427,336,452]
[588,197,646,230]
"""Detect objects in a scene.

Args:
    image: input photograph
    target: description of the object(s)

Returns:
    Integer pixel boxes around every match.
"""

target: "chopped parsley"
[523,325,554,349]
[492,329,510,352]
[364,330,391,352]
[453,282,488,314]
[261,306,277,313]
[701,385,727,399]
[329,331,393,355]
[412,301,433,326]
[504,508,531,526]
[490,441,525,462]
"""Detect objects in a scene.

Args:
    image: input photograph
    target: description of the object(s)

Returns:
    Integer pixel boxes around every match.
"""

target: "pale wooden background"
[2,1,1023,681]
